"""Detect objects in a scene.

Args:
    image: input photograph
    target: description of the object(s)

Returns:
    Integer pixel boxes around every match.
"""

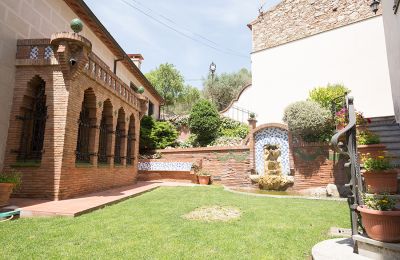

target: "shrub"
[0,169,22,189]
[219,117,249,139]
[357,130,380,145]
[189,99,221,146]
[140,116,178,151]
[308,84,349,112]
[283,101,334,142]
[150,121,178,149]
[140,115,156,151]
[177,134,199,148]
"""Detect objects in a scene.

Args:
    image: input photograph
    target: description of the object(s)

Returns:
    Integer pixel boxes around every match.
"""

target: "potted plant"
[0,169,21,206]
[361,153,398,194]
[358,194,400,242]
[335,109,370,130]
[197,170,211,185]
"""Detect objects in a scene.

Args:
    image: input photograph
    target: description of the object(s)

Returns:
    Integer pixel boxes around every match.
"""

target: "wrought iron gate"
[17,82,47,161]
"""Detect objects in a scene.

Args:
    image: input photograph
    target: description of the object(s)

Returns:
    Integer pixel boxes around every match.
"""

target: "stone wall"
[251,0,380,52]
[156,146,252,187]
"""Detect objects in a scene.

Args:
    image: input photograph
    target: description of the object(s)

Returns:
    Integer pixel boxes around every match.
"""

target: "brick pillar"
[248,118,257,173]
[107,114,117,166]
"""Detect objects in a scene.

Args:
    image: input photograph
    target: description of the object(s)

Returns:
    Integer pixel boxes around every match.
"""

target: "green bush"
[150,121,178,149]
[283,101,334,142]
[189,99,221,146]
[308,84,349,112]
[219,117,249,139]
[357,130,380,145]
[140,116,178,151]
[140,116,156,151]
[0,169,21,187]
[210,136,243,147]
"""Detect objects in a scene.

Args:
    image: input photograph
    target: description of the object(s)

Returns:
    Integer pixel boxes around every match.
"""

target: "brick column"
[248,118,257,173]
[107,115,117,166]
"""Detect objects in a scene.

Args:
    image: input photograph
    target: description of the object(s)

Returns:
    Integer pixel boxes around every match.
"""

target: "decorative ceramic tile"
[44,46,53,59]
[30,46,39,60]
[138,162,193,171]
[254,128,290,175]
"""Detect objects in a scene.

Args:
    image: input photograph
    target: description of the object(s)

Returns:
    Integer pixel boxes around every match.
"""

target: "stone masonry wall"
[156,147,252,187]
[251,0,380,52]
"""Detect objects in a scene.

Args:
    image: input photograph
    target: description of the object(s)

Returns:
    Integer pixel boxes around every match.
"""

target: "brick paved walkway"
[7,181,196,217]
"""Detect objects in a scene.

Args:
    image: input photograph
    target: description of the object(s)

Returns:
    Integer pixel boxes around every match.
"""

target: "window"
[148,101,154,116]
[18,76,47,162]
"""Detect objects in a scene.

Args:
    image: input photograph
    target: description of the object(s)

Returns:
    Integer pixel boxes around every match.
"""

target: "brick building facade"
[2,31,151,200]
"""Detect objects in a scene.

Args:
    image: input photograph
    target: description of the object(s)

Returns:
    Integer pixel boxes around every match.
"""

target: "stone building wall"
[250,0,380,52]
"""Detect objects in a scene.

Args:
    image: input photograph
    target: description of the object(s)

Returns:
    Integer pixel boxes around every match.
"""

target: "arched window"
[17,76,47,161]
[98,99,113,164]
[76,89,96,163]
[126,114,136,165]
[114,108,126,165]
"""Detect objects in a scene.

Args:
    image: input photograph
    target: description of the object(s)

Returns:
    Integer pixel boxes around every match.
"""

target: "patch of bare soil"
[182,206,241,222]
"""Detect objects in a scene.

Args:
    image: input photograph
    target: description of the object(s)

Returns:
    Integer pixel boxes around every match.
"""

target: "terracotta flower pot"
[358,206,400,242]
[0,183,15,207]
[363,170,398,194]
[198,176,210,185]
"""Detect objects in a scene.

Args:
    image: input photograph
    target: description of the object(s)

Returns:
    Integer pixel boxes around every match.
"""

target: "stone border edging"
[224,187,347,201]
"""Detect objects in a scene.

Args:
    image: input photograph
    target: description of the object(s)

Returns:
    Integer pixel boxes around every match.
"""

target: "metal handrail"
[330,96,364,250]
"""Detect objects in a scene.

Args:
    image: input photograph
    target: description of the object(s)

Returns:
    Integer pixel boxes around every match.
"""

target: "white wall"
[238,16,393,124]
[382,0,400,123]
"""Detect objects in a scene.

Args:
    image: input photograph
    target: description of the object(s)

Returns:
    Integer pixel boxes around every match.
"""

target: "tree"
[202,68,251,111]
[308,84,350,113]
[146,63,184,111]
[189,99,221,146]
[173,85,202,115]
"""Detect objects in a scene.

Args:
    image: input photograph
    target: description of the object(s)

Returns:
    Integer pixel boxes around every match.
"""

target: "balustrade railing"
[16,40,142,111]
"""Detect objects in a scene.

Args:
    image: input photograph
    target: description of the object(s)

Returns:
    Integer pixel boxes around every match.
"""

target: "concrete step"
[367,125,400,132]
[368,116,396,122]
[372,130,400,137]
[379,135,400,143]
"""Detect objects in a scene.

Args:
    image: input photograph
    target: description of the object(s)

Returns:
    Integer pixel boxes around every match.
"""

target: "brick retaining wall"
[155,146,252,187]
[291,142,347,191]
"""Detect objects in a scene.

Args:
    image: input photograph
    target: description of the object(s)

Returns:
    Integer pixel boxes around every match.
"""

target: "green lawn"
[0,186,349,259]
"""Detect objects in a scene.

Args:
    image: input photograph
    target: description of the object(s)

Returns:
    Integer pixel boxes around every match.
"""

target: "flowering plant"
[361,153,391,171]
[335,108,371,126]
[363,193,397,211]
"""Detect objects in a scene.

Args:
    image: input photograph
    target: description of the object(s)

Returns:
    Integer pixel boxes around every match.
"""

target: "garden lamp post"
[209,62,216,82]
[370,0,380,14]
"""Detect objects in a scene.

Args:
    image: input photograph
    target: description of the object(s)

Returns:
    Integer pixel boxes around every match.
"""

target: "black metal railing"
[331,96,364,250]
[17,82,47,162]
[114,123,123,165]
[126,130,134,165]
[98,117,109,164]
[75,104,91,163]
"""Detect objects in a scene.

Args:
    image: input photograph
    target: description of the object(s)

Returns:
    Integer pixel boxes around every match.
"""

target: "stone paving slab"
[7,181,196,217]
[312,238,369,260]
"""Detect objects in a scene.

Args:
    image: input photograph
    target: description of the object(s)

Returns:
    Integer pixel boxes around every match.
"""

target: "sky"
[84,0,281,89]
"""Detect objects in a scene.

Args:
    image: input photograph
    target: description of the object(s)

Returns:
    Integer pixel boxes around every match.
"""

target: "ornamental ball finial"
[137,86,145,94]
[70,18,83,33]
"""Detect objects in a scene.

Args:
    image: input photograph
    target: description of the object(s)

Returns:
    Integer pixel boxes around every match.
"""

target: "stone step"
[373,130,400,137]
[368,116,396,122]
[379,135,400,143]
[367,125,400,132]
